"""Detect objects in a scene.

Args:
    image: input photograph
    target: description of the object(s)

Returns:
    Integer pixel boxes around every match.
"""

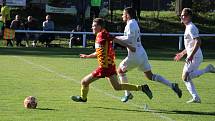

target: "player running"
[71,18,152,102]
[115,7,182,102]
[174,8,215,103]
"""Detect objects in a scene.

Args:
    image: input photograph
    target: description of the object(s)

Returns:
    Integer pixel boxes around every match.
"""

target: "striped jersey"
[95,29,115,68]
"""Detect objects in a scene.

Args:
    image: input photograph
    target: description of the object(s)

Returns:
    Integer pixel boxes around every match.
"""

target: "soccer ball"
[23,96,37,109]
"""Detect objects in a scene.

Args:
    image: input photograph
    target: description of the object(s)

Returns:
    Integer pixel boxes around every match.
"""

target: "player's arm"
[113,37,136,52]
[186,37,201,62]
[80,52,97,58]
[174,49,187,61]
[115,24,135,46]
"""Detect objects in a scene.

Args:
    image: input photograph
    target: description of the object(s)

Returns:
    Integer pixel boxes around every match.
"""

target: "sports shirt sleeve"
[189,26,199,39]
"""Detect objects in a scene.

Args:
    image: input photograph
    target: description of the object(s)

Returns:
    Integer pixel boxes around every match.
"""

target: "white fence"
[16,30,215,50]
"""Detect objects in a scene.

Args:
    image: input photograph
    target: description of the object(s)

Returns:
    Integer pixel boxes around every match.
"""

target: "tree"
[192,0,214,12]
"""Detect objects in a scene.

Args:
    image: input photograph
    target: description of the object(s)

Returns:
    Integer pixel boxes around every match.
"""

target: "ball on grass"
[23,96,37,109]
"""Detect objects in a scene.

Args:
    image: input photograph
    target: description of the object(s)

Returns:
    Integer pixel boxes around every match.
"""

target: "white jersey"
[116,19,144,57]
[184,22,203,58]
[117,19,151,72]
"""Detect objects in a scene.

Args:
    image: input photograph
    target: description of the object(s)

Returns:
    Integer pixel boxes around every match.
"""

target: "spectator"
[90,0,101,19]
[41,15,55,47]
[69,25,83,48]
[3,20,14,47]
[1,1,11,23]
[25,16,38,47]
[25,16,37,30]
[10,15,25,47]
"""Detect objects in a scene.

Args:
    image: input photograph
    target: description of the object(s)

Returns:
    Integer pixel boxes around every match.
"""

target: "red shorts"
[92,65,117,78]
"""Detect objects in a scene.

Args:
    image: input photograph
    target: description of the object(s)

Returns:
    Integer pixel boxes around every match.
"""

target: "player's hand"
[174,53,183,61]
[80,54,88,58]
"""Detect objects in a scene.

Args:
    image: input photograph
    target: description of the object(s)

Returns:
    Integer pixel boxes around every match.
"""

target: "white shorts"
[119,49,151,72]
[182,57,203,75]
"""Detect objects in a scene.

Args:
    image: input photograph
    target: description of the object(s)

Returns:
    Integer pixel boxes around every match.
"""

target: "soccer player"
[71,18,152,102]
[115,7,182,102]
[174,8,215,103]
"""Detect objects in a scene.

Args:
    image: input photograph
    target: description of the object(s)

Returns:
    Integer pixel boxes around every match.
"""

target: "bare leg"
[71,73,98,102]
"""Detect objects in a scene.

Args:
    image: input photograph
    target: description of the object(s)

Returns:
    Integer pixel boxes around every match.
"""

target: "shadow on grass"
[151,109,215,116]
[36,108,57,111]
[92,106,215,116]
[91,106,146,113]
[0,47,214,60]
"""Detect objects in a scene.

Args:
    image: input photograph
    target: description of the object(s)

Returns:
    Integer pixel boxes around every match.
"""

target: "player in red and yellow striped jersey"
[93,28,116,78]
[71,18,153,102]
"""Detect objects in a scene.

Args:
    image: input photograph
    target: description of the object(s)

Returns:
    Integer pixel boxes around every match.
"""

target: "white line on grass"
[13,56,175,121]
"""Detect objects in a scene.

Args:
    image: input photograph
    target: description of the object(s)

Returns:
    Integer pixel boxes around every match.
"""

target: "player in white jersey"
[114,7,182,102]
[174,8,215,103]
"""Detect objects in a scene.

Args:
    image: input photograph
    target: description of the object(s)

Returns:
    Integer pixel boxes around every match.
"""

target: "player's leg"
[144,70,172,87]
[71,73,98,102]
[206,64,215,73]
[182,61,201,103]
[183,73,201,103]
[139,57,182,98]
[143,70,182,98]
[189,64,215,79]
[185,57,215,80]
[117,57,135,102]
[107,74,153,99]
[107,74,138,91]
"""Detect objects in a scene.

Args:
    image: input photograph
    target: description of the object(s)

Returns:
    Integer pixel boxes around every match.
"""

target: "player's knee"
[81,80,89,86]
[118,68,126,76]
[144,71,153,80]
[146,74,153,80]
[113,87,121,91]
[182,72,189,81]
[112,85,121,91]
[182,75,185,81]
[148,75,154,81]
[117,67,122,73]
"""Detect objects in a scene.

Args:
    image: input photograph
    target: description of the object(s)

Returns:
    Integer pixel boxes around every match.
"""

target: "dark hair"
[93,18,105,27]
[182,8,193,17]
[124,7,137,20]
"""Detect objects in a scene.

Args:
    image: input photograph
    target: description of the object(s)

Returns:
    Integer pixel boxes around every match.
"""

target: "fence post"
[69,34,72,48]
[83,34,86,48]
[179,36,183,50]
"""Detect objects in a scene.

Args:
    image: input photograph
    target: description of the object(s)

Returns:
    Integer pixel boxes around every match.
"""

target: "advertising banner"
[46,4,77,15]
[6,0,26,6]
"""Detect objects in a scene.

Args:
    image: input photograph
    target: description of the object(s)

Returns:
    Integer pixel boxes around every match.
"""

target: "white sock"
[189,70,205,79]
[119,74,131,96]
[184,80,199,99]
[152,74,172,88]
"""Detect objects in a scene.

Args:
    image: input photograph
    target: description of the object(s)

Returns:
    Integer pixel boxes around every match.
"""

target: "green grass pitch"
[0,48,215,121]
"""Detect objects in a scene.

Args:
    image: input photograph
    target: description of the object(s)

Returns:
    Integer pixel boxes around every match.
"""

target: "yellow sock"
[81,85,89,100]
[121,83,141,91]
